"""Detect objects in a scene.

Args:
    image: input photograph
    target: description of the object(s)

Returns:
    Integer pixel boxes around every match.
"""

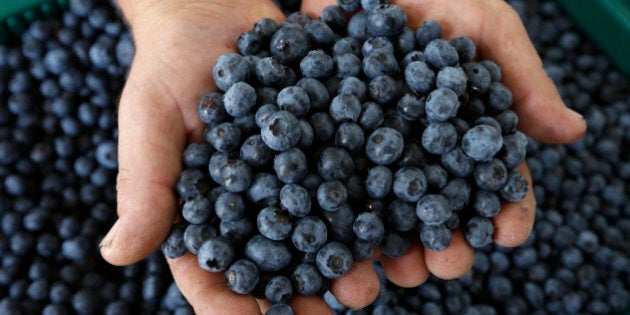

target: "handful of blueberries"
[162,0,528,311]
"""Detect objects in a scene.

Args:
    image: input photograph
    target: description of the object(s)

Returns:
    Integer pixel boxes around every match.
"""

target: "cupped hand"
[299,0,587,311]
[97,1,332,314]
[100,0,587,314]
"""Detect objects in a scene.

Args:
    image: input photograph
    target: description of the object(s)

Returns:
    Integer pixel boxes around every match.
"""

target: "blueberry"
[499,169,528,202]
[182,194,213,224]
[220,158,253,193]
[353,212,384,241]
[265,276,293,303]
[240,134,274,167]
[365,165,393,199]
[257,207,292,241]
[274,148,308,184]
[292,216,328,253]
[300,49,334,79]
[421,122,458,155]
[396,93,425,121]
[95,140,117,169]
[334,53,362,78]
[462,124,503,161]
[420,224,452,251]
[462,62,492,94]
[332,37,361,57]
[320,204,355,243]
[404,61,435,94]
[441,147,475,177]
[358,101,385,131]
[362,51,399,79]
[425,87,460,122]
[351,237,379,261]
[237,31,262,56]
[365,4,407,36]
[265,303,294,315]
[369,74,400,105]
[392,167,427,202]
[270,26,310,62]
[183,224,217,254]
[335,122,365,152]
[338,0,361,12]
[261,110,301,151]
[416,194,452,225]
[487,82,513,111]
[220,217,255,244]
[296,78,330,111]
[450,36,476,63]
[213,54,250,92]
[224,82,257,118]
[474,158,508,192]
[465,216,494,248]
[317,180,348,211]
[255,57,297,88]
[436,66,467,96]
[304,21,336,47]
[346,12,370,40]
[479,60,502,82]
[362,36,394,56]
[317,147,355,181]
[365,127,404,165]
[183,142,214,169]
[321,5,347,32]
[424,39,459,69]
[197,237,234,272]
[214,192,245,221]
[176,168,210,199]
[245,234,292,271]
[206,122,241,153]
[387,199,419,232]
[415,20,442,47]
[316,241,353,279]
[247,173,281,206]
[291,263,324,295]
[279,184,311,217]
[225,259,259,295]
[379,230,410,258]
[473,190,501,218]
[338,76,367,100]
[330,93,362,122]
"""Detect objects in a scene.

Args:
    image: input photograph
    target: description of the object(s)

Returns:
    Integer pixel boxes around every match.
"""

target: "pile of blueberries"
[0,0,627,314]
[328,0,630,314]
[163,0,528,312]
[0,0,196,314]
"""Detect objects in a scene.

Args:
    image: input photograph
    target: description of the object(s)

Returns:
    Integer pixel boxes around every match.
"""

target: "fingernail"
[99,220,120,249]
[569,108,584,120]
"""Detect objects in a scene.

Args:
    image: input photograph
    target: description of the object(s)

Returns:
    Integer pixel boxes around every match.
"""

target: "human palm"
[101,0,586,314]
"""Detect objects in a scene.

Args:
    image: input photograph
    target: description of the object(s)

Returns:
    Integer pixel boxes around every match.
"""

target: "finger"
[399,0,586,144]
[100,64,187,265]
[424,229,475,279]
[330,260,380,309]
[301,0,336,17]
[167,253,261,315]
[472,1,586,144]
[380,241,430,288]
[290,295,335,315]
[256,298,272,313]
[493,163,536,247]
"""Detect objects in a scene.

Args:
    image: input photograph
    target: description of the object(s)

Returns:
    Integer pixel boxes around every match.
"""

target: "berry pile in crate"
[163,0,528,311]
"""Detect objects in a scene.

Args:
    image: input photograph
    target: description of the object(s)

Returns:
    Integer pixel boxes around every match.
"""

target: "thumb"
[99,54,188,265]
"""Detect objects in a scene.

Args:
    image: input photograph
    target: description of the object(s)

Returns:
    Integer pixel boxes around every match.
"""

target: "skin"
[101,0,586,314]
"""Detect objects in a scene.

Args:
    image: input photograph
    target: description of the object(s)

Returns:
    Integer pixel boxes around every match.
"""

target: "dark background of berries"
[0,0,627,314]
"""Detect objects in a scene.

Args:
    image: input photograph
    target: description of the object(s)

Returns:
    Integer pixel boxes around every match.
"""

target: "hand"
[98,1,335,314]
[100,0,587,314]
[298,0,587,310]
